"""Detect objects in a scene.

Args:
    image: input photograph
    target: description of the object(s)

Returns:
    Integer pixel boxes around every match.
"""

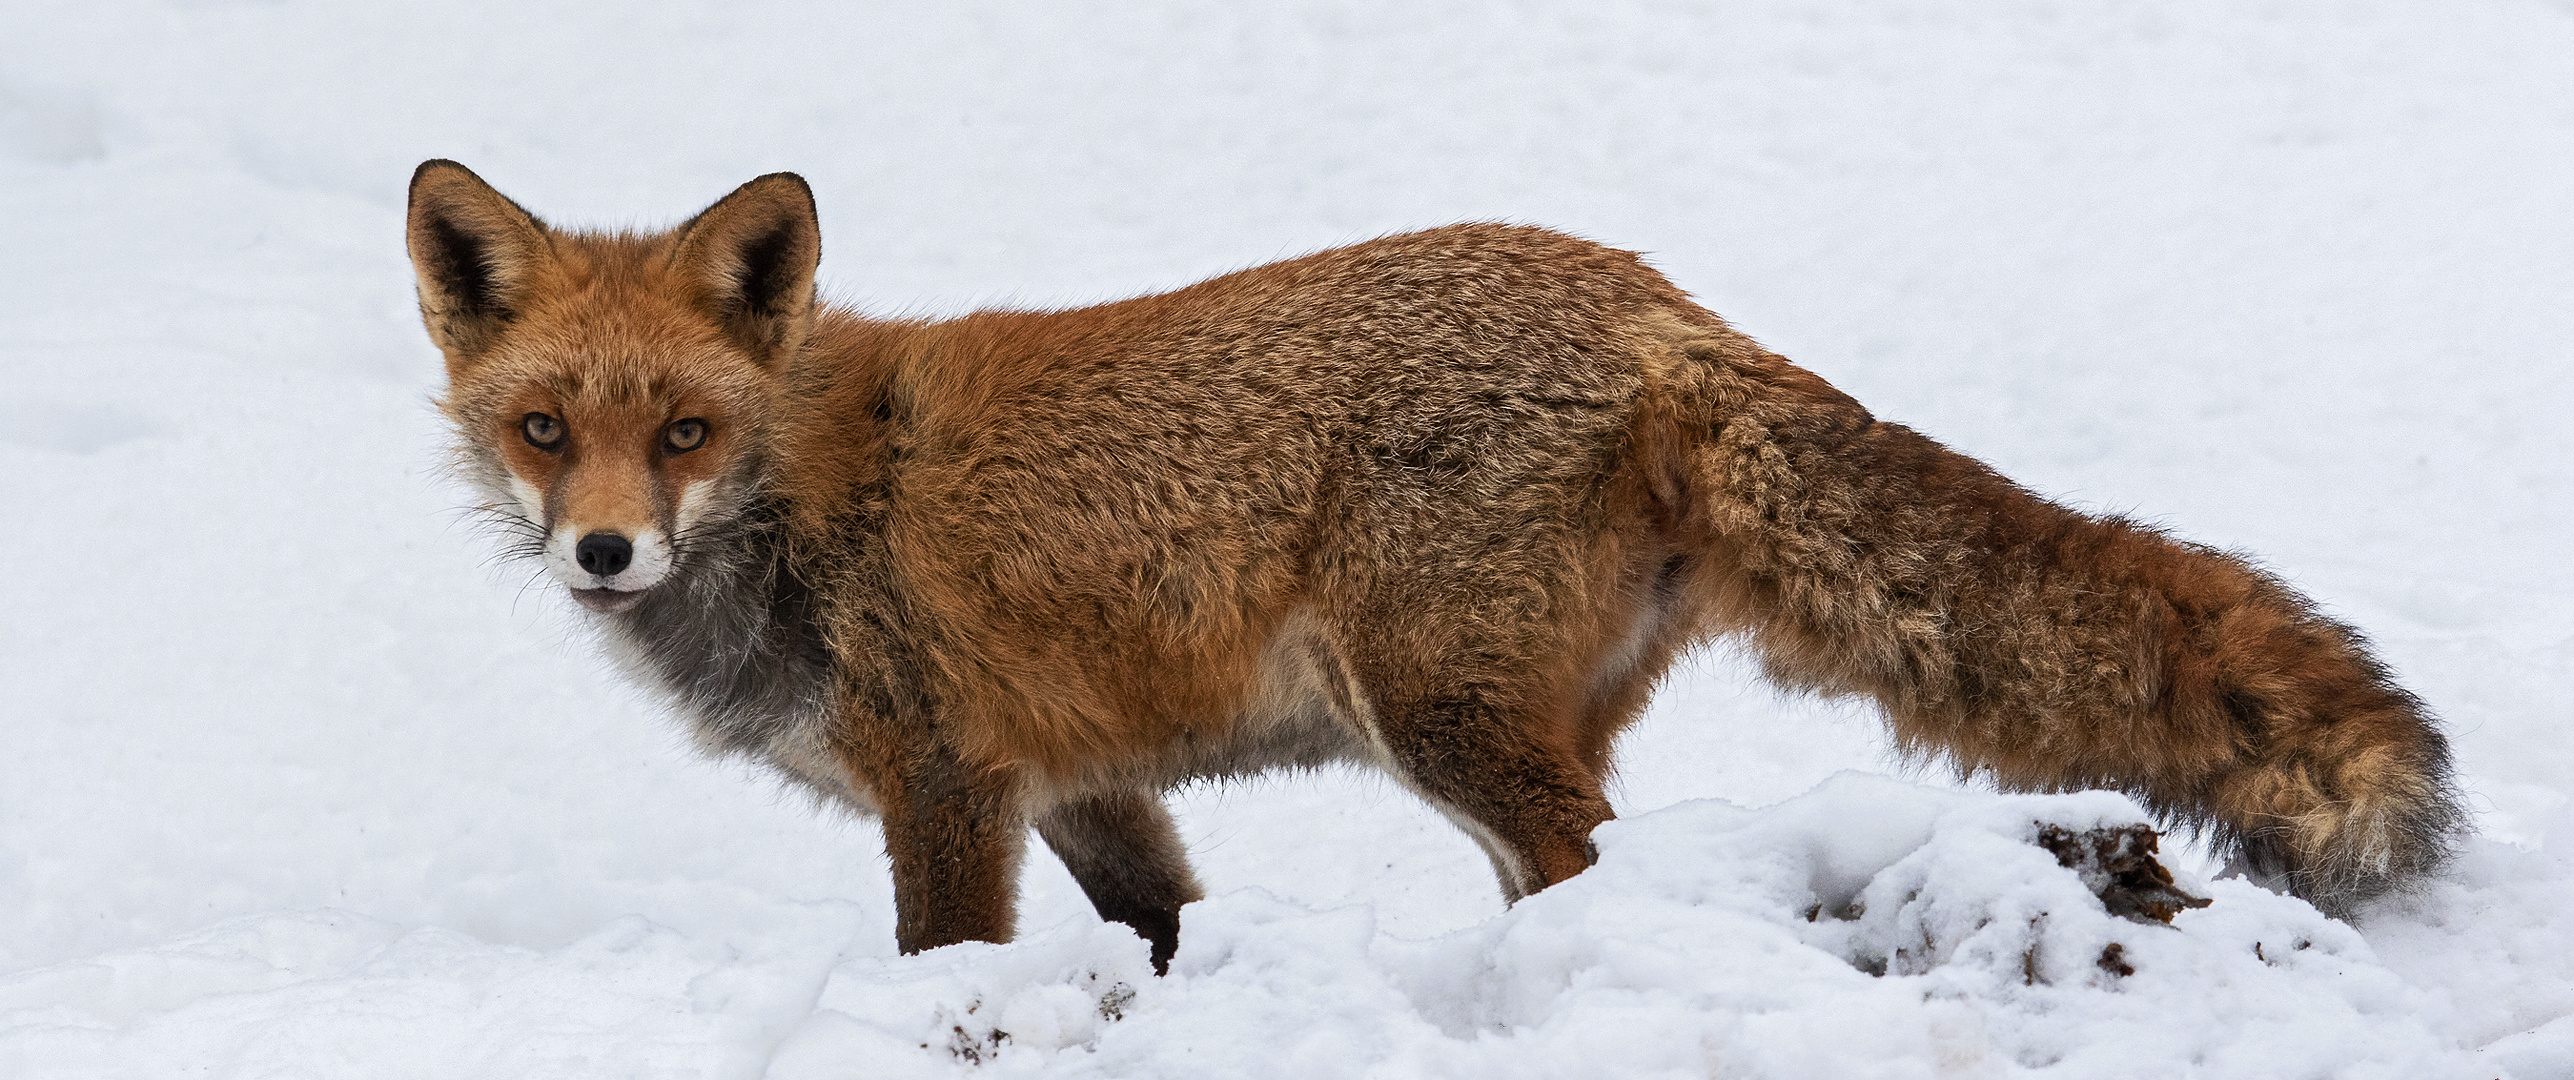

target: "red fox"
[407,160,2460,972]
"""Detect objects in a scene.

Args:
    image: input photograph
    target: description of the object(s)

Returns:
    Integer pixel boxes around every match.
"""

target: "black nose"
[575,532,633,577]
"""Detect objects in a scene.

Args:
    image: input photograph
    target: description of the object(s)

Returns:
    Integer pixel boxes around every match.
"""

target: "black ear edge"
[405,161,554,352]
[410,158,474,192]
[670,173,823,323]
[407,160,551,239]
[745,171,815,206]
[671,173,819,255]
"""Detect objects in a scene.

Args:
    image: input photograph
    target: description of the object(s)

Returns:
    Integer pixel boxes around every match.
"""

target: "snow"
[3,0,2571,1076]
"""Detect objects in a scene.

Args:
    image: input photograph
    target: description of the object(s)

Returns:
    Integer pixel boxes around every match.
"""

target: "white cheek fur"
[674,479,719,534]
[621,528,674,589]
[542,524,587,587]
[507,476,547,522]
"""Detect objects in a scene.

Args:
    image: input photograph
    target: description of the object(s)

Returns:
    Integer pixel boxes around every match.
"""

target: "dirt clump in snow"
[2035,823,2211,925]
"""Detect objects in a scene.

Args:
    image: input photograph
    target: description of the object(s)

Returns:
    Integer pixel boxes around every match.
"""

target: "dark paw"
[1107,907,1182,976]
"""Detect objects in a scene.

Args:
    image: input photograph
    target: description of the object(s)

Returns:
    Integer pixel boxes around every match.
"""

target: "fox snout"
[544,522,675,612]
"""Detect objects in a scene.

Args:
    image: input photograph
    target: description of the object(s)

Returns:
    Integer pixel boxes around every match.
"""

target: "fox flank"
[409,161,2463,972]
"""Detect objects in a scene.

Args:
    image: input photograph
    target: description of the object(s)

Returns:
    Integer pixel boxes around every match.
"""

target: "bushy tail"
[1653,327,2464,916]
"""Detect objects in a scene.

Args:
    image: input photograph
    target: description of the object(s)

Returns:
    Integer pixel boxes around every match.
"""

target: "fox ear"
[669,172,821,366]
[406,160,553,363]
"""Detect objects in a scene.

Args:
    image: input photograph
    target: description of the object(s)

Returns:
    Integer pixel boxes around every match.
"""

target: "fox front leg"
[872,739,1028,956]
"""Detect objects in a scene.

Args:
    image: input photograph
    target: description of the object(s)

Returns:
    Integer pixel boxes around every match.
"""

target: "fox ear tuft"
[670,173,821,366]
[406,160,552,363]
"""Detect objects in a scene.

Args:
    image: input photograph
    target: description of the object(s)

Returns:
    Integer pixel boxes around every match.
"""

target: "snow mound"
[9,776,2483,1078]
[765,777,2499,1077]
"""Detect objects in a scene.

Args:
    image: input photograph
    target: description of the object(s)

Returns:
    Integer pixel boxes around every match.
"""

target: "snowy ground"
[4,1,2572,1076]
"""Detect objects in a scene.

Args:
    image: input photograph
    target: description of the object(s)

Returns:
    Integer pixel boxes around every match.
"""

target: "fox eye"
[521,412,564,450]
[665,418,709,453]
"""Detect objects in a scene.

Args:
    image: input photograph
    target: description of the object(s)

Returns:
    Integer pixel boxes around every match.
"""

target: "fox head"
[406,161,819,613]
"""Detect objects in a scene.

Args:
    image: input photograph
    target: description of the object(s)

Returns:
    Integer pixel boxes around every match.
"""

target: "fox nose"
[575,532,633,577]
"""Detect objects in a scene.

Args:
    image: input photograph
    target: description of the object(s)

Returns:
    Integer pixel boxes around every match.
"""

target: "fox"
[407,159,2462,973]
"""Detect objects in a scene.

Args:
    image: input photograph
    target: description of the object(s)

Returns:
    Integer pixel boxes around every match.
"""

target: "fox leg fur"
[1372,692,1617,902]
[1663,330,2464,916]
[867,736,1027,956]
[1034,789,1203,974]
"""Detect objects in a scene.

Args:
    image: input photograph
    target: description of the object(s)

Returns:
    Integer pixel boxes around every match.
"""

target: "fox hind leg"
[1371,691,1615,902]
[1035,788,1203,974]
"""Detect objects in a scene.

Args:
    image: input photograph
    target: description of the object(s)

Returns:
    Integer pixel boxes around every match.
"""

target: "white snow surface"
[4,1,2572,1076]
